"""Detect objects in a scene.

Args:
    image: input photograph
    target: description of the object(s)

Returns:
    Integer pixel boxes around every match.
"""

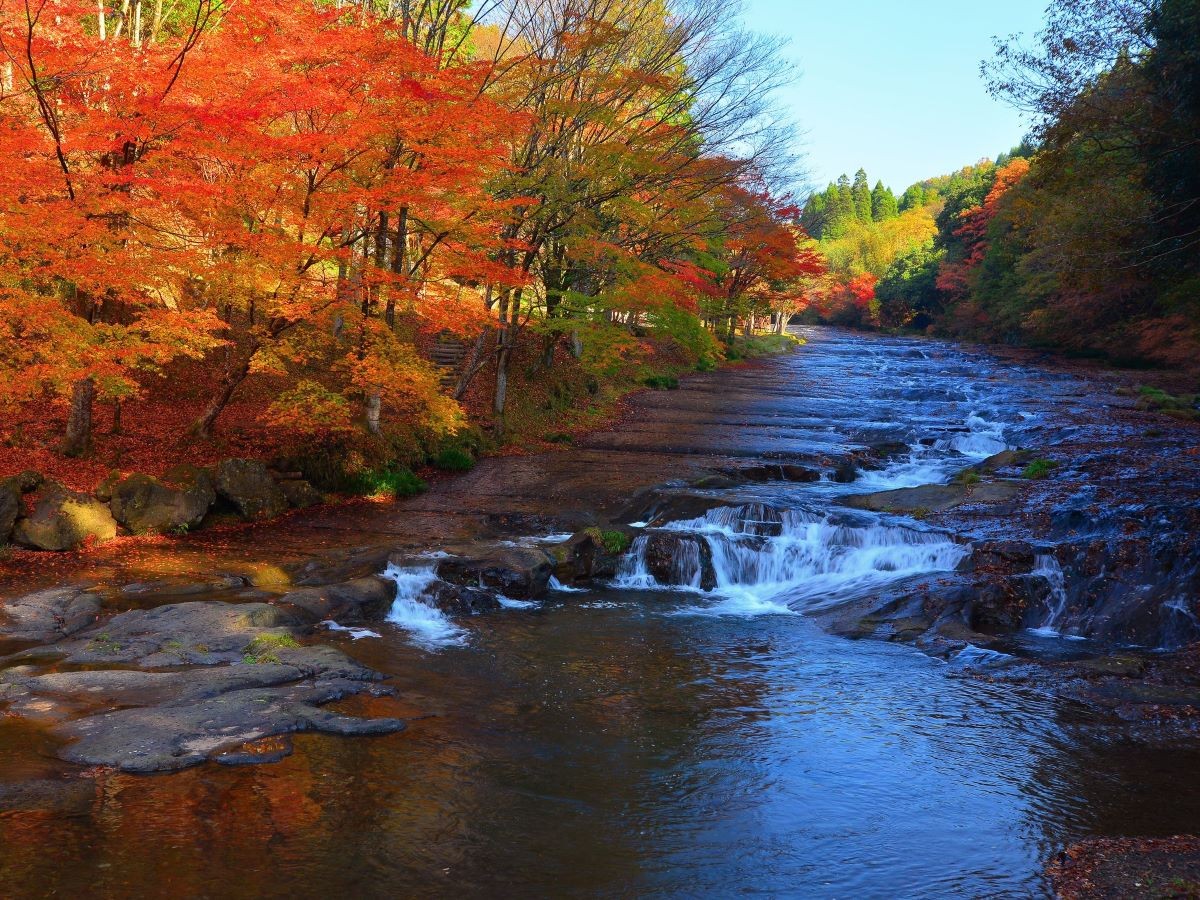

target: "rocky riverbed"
[1,326,1198,897]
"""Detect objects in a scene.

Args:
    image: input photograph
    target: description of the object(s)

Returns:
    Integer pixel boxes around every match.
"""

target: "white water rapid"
[615,503,967,615]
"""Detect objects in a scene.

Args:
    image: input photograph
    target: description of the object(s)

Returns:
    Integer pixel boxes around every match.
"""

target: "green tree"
[898,184,926,211]
[871,181,899,220]
[851,168,873,222]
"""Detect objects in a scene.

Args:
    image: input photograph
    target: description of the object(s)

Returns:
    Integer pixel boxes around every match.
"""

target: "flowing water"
[3,328,1199,898]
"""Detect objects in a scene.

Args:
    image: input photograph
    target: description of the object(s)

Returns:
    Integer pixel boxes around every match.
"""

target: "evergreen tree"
[825,175,856,237]
[898,184,926,211]
[851,168,873,222]
[871,181,899,220]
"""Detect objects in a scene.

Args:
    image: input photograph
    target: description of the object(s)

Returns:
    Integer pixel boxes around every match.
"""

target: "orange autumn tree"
[701,184,824,340]
[0,0,226,455]
[166,0,518,438]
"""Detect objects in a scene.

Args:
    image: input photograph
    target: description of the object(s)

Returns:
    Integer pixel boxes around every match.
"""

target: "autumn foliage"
[0,0,808,482]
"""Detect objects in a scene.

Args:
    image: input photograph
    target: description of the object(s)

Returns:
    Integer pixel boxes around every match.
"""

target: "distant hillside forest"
[798,0,1200,370]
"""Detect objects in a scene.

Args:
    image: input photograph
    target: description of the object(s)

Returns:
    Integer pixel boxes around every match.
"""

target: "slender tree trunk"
[61,377,96,457]
[493,287,520,423]
[192,353,253,438]
[453,328,490,401]
[111,398,123,435]
[132,0,142,46]
[774,311,786,334]
[365,393,382,435]
[149,0,162,42]
[387,206,408,329]
[97,0,107,40]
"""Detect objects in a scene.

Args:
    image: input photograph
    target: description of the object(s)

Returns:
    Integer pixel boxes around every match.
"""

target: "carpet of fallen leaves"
[1048,836,1200,899]
[0,359,302,491]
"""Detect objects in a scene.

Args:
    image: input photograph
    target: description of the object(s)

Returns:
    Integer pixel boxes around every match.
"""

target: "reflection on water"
[4,598,1200,897]
[3,328,1198,897]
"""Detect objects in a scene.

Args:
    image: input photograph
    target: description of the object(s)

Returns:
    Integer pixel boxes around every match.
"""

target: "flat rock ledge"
[0,598,405,773]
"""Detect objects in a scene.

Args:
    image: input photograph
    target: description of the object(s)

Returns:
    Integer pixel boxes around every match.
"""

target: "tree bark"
[192,353,252,438]
[61,377,95,457]
[365,393,381,435]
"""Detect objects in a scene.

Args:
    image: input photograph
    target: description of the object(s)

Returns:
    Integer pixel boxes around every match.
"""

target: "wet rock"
[57,678,405,773]
[0,586,102,643]
[552,530,604,582]
[830,457,859,483]
[969,449,1030,475]
[435,547,554,599]
[214,459,288,520]
[967,540,1038,574]
[718,464,821,484]
[423,582,501,615]
[109,468,216,535]
[45,601,301,667]
[841,480,1023,514]
[692,474,741,490]
[279,477,323,509]
[278,576,395,624]
[12,483,118,551]
[640,533,717,591]
[118,574,251,597]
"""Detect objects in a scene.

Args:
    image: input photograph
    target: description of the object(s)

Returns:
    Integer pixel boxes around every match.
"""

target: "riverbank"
[2,326,1198,896]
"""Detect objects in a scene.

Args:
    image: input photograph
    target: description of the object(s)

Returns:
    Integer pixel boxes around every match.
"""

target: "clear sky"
[740,0,1049,194]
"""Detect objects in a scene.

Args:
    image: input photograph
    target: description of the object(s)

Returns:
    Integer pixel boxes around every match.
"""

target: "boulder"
[109,468,216,534]
[12,483,118,551]
[278,477,323,509]
[0,586,102,643]
[278,576,396,624]
[0,481,18,546]
[214,459,288,520]
[641,532,716,590]
[423,582,502,616]
[1,471,42,545]
[436,547,555,599]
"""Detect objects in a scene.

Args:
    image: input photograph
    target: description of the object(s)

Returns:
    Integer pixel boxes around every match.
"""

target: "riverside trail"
[2,326,1199,897]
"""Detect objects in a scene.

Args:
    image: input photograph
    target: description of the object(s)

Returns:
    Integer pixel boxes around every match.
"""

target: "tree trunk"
[111,398,123,435]
[98,0,107,40]
[365,393,381,435]
[387,206,408,329]
[192,353,252,438]
[453,328,490,401]
[774,311,786,334]
[61,377,95,458]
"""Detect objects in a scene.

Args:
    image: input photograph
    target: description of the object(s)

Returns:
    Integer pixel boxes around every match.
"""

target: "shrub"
[544,432,574,444]
[695,356,717,372]
[643,374,680,390]
[346,466,427,498]
[584,527,631,554]
[433,447,475,472]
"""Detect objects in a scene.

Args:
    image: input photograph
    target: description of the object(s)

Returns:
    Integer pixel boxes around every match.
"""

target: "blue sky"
[740,0,1049,194]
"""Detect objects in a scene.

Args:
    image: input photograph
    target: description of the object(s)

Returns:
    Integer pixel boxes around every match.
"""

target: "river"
[2,327,1198,897]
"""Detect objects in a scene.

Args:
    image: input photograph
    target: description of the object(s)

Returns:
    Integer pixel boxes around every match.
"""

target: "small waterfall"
[1028,554,1073,638]
[382,564,466,649]
[616,503,967,613]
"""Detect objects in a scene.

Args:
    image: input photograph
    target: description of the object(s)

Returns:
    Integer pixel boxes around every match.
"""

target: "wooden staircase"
[428,333,467,392]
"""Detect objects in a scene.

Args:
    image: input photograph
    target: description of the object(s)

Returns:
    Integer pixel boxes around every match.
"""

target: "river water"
[3,328,1198,897]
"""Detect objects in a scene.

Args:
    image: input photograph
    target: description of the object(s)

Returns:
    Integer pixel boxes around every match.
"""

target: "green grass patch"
[695,356,717,372]
[643,374,680,390]
[543,431,574,444]
[243,633,300,665]
[955,470,981,486]
[1022,458,1059,480]
[432,447,475,472]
